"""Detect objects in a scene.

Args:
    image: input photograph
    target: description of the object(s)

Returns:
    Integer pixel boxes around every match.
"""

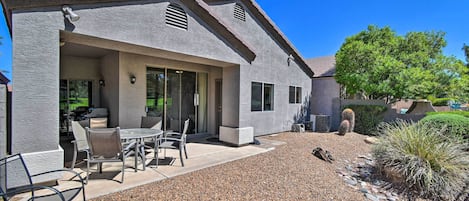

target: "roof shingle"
[306,56,336,78]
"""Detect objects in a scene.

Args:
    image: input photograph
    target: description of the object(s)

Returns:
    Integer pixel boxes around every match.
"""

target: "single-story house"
[2,0,314,180]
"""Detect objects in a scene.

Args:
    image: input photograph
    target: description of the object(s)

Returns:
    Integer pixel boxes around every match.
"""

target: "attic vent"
[234,3,245,21]
[166,4,188,30]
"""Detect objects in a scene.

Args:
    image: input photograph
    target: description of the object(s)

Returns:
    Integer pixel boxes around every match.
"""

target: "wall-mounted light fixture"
[62,5,80,22]
[129,74,136,84]
[59,38,66,47]
[99,79,105,87]
[287,54,294,66]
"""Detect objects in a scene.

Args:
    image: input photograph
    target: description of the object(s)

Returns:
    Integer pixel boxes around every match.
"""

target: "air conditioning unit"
[309,115,317,132]
[310,115,331,132]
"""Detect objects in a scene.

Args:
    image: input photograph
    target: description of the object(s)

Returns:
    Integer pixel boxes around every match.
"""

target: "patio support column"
[221,66,240,127]
[11,9,65,182]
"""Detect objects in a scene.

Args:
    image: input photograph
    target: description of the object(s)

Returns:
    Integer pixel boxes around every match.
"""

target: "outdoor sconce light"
[130,74,136,84]
[287,54,294,66]
[62,5,80,22]
[99,79,105,87]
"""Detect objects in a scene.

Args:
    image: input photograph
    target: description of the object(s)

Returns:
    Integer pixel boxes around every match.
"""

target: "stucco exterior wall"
[117,52,221,132]
[11,8,65,180]
[60,55,102,107]
[68,0,245,65]
[12,8,64,154]
[0,85,6,158]
[100,52,120,127]
[208,2,313,135]
[311,77,340,116]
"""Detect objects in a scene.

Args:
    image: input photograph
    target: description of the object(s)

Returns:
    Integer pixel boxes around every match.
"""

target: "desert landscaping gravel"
[91,132,374,201]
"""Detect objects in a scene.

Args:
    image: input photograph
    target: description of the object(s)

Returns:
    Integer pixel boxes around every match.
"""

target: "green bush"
[373,121,469,200]
[430,98,454,106]
[343,104,387,135]
[420,114,469,141]
[426,111,469,118]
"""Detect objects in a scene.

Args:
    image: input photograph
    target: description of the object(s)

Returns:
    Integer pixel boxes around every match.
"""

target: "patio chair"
[159,119,189,167]
[89,117,108,128]
[141,116,163,155]
[0,153,86,201]
[70,121,89,169]
[140,116,162,129]
[86,127,125,183]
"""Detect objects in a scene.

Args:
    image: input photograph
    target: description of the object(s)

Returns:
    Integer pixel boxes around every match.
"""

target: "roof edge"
[182,0,256,62]
[1,0,11,36]
[241,0,314,77]
[4,0,257,63]
[0,72,10,84]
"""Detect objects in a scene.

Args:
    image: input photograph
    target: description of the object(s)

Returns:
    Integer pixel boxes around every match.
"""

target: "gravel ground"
[91,132,372,201]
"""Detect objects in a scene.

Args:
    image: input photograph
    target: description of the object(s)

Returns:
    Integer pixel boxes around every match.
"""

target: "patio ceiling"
[60,31,239,68]
[61,42,114,58]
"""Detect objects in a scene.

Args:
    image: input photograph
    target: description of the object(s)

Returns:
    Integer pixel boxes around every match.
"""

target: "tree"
[463,44,469,65]
[335,25,466,103]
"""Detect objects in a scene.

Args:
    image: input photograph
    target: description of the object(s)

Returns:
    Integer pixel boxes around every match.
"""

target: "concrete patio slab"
[69,136,280,200]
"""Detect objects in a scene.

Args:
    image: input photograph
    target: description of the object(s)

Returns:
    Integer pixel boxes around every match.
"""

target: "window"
[289,86,302,104]
[234,3,246,21]
[166,4,188,30]
[251,82,274,111]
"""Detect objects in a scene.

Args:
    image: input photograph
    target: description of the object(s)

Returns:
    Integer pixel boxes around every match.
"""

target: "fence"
[331,98,426,131]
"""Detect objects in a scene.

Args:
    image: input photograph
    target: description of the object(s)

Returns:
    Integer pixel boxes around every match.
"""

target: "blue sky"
[0,5,11,80]
[1,1,468,80]
[256,0,468,60]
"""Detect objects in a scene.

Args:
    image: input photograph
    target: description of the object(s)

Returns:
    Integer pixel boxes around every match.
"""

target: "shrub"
[420,114,469,141]
[343,105,387,135]
[426,111,469,119]
[431,98,454,106]
[373,121,469,200]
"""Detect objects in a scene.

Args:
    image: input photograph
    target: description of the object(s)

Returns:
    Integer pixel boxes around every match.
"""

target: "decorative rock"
[364,137,379,144]
[344,178,358,186]
[341,155,403,201]
[365,193,379,201]
[345,164,354,171]
[387,197,397,201]
[360,182,367,188]
[359,188,369,193]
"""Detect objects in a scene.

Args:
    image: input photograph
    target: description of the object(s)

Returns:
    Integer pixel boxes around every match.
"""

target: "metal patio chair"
[0,153,86,201]
[70,121,90,169]
[159,119,189,167]
[86,127,125,184]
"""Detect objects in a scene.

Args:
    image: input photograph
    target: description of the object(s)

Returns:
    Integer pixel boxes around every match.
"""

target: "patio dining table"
[120,128,163,172]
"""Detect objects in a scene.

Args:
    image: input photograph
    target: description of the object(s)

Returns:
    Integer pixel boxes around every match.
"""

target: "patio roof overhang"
[4,0,256,63]
[61,31,239,68]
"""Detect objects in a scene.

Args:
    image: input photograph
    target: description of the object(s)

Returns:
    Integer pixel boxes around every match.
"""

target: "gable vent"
[166,4,188,30]
[234,3,246,21]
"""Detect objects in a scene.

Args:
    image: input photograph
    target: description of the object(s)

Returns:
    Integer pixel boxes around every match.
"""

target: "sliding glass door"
[146,67,207,134]
[59,80,92,134]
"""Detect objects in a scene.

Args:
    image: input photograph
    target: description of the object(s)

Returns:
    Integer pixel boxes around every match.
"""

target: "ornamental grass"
[372,120,469,201]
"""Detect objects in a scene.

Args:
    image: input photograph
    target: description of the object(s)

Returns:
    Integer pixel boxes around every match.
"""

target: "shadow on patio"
[60,135,281,200]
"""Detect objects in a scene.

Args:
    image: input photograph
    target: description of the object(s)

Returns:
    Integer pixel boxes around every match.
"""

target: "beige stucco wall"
[0,85,6,158]
[100,52,120,127]
[311,77,340,116]
[60,55,102,107]
[117,52,222,133]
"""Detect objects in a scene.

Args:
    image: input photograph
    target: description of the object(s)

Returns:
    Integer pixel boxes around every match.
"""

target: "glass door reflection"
[147,67,206,134]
